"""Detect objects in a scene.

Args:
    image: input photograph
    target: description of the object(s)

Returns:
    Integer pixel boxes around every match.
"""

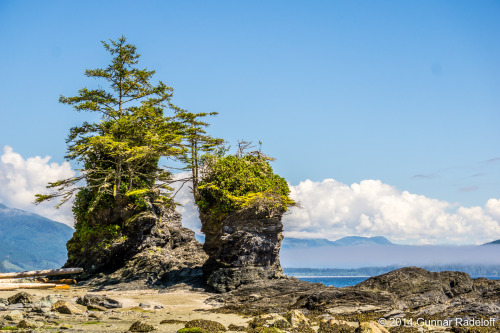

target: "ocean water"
[295,276,370,288]
[295,275,500,288]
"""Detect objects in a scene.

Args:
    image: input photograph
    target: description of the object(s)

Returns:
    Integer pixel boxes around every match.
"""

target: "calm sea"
[295,275,500,288]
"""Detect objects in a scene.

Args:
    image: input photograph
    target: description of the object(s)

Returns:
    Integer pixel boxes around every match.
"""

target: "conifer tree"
[35,36,183,211]
[175,109,224,198]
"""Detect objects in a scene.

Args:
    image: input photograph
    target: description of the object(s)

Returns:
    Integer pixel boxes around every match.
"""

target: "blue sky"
[1,1,499,244]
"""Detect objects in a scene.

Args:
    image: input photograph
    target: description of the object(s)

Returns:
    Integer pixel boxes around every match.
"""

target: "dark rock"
[208,277,391,315]
[65,200,207,288]
[210,267,500,320]
[30,306,49,314]
[17,319,37,329]
[160,319,186,324]
[7,292,34,305]
[318,319,356,333]
[228,323,246,331]
[201,206,286,292]
[86,304,107,311]
[77,294,122,309]
[356,267,474,306]
[139,303,150,308]
[184,319,227,332]
[129,320,156,332]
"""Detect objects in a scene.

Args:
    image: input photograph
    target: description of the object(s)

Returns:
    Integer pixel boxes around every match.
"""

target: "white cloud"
[0,146,75,225]
[2,146,499,245]
[283,179,500,245]
[171,172,202,234]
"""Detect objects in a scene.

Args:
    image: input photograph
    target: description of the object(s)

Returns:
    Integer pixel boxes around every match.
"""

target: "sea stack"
[64,198,207,288]
[200,205,286,292]
[195,153,294,293]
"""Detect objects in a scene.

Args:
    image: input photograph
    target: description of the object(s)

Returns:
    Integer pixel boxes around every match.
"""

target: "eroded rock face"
[201,207,286,292]
[65,200,207,288]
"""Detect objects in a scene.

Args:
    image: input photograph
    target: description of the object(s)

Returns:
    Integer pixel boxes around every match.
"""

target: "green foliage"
[197,154,295,221]
[34,36,190,259]
[175,109,224,197]
[35,36,183,212]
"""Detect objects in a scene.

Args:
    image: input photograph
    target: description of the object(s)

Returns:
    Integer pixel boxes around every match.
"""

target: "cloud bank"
[2,146,499,244]
[280,245,500,268]
[284,179,500,245]
[0,146,75,225]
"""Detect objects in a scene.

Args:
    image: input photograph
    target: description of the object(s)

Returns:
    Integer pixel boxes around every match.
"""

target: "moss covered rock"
[197,154,294,292]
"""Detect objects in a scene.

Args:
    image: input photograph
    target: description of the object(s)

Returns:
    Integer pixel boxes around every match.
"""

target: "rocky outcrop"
[65,200,207,289]
[208,267,500,319]
[200,206,286,292]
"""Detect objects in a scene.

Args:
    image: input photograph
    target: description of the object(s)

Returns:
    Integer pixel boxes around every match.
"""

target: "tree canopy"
[197,149,296,221]
[35,36,184,212]
[35,36,291,227]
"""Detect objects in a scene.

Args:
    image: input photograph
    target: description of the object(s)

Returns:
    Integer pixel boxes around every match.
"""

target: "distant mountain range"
[0,203,74,272]
[282,236,394,248]
[284,264,500,277]
[483,239,500,245]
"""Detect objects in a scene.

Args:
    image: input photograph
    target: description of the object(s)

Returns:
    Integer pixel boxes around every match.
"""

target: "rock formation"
[64,199,207,289]
[209,267,500,319]
[200,206,286,292]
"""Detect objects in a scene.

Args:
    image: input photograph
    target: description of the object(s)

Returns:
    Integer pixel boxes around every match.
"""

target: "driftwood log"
[0,283,57,291]
[0,268,83,280]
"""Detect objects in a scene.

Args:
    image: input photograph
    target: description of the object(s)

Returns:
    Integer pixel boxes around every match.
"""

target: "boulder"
[129,320,156,332]
[7,292,34,305]
[77,294,122,309]
[17,319,38,329]
[51,300,83,315]
[284,309,310,327]
[184,319,227,332]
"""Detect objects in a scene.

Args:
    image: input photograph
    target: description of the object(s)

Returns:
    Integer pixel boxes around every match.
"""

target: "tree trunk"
[0,268,83,279]
[0,283,57,291]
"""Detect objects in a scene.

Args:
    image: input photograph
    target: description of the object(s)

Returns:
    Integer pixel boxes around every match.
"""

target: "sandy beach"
[0,286,250,332]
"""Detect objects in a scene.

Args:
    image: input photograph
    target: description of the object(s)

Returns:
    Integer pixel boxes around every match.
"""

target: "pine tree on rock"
[35,37,207,283]
[36,36,183,211]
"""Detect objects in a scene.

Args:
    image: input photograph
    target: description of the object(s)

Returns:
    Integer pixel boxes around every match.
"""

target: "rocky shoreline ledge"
[1,266,499,332]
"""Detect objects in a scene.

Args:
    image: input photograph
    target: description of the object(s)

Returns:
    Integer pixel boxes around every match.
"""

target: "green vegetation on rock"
[197,153,295,222]
[184,319,226,332]
[34,37,214,267]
